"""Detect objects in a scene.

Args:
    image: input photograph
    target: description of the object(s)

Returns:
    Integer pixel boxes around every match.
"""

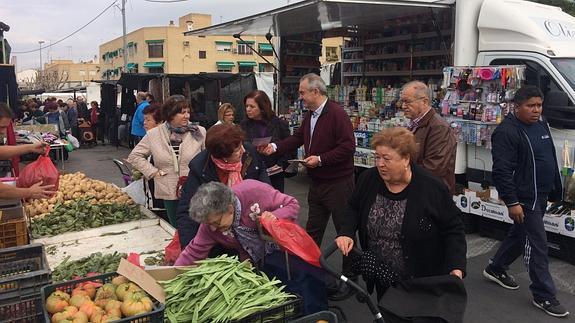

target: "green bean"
[160,255,295,323]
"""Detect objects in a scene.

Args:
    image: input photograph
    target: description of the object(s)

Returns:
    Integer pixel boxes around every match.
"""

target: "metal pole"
[121,0,128,72]
[38,40,45,70]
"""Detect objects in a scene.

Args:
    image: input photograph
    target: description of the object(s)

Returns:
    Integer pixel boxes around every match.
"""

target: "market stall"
[185,0,575,266]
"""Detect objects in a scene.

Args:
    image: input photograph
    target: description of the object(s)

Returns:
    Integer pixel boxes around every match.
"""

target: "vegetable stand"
[32,206,175,269]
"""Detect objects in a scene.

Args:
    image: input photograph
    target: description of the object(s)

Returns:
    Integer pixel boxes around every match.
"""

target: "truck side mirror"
[543,91,575,129]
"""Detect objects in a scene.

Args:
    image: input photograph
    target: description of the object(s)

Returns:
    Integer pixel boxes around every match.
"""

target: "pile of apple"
[45,275,153,323]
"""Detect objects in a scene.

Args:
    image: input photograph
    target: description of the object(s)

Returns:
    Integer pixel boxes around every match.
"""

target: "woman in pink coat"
[175,179,327,314]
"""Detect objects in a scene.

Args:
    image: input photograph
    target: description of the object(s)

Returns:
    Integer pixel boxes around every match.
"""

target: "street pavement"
[65,144,575,322]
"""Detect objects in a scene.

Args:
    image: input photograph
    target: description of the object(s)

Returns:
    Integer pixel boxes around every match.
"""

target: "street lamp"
[38,40,45,70]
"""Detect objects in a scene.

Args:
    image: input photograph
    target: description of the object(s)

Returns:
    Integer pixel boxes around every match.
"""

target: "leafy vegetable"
[52,252,127,282]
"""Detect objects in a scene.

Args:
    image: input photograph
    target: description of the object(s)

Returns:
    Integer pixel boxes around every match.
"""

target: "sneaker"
[532,299,570,317]
[483,266,519,290]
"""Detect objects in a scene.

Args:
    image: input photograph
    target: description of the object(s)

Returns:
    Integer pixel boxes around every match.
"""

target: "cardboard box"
[116,258,191,304]
[453,191,471,213]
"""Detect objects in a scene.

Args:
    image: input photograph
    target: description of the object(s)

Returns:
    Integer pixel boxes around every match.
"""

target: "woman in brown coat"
[128,95,206,226]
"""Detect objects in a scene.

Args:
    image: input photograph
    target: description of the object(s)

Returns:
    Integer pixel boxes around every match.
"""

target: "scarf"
[231,197,278,265]
[211,155,243,187]
[166,122,201,145]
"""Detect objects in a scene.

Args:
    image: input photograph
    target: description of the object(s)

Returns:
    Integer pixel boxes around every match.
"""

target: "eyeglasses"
[400,97,425,106]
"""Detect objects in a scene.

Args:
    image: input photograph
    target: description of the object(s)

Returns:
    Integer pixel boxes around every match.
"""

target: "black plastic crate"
[0,243,51,301]
[232,296,302,323]
[289,310,338,323]
[0,292,43,323]
[41,272,164,323]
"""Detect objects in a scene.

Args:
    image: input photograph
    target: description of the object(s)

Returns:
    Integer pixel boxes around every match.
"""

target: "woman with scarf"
[175,123,270,249]
[240,90,293,192]
[128,95,206,226]
[175,180,327,314]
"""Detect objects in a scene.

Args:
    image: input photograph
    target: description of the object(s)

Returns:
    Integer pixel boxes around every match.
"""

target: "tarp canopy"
[184,0,454,37]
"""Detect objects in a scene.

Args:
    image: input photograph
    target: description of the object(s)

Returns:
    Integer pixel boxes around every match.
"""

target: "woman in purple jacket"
[175,179,327,314]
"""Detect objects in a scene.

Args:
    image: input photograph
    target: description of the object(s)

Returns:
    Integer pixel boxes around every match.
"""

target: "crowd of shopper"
[122,73,568,320]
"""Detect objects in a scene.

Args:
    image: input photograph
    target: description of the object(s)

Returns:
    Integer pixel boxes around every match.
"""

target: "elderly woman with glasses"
[336,127,466,299]
[176,179,327,314]
[176,123,270,249]
[128,95,206,226]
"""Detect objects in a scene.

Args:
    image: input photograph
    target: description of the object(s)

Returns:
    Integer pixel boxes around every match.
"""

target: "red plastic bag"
[164,231,182,265]
[16,147,59,191]
[260,218,321,268]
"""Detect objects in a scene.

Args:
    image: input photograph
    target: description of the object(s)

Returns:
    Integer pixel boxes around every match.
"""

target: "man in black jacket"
[483,86,568,318]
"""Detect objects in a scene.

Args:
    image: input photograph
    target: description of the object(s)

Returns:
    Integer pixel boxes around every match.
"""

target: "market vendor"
[175,179,327,314]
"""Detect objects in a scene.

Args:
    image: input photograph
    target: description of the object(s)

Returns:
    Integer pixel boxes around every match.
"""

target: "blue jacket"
[175,143,270,248]
[131,101,149,137]
[491,113,562,210]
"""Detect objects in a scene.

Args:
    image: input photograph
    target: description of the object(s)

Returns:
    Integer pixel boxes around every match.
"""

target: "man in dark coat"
[483,85,568,318]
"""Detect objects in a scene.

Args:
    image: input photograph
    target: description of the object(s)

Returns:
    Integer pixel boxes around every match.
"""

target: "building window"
[216,42,232,52]
[239,65,254,73]
[258,44,273,57]
[148,43,163,58]
[237,44,252,55]
[89,70,96,76]
[259,63,274,72]
[199,51,206,59]
[148,67,164,73]
[79,70,86,76]
[217,67,232,72]
[325,46,339,62]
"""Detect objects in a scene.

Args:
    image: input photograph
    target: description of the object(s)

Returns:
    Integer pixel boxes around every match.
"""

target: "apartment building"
[43,59,100,88]
[99,12,341,79]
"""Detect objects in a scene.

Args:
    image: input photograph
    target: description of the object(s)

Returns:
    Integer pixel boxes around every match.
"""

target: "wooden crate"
[0,218,28,249]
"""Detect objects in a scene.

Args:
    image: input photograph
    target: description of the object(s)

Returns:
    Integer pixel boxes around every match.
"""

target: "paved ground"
[64,145,575,322]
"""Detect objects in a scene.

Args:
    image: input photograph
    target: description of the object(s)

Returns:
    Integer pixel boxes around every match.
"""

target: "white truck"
[186,0,575,174]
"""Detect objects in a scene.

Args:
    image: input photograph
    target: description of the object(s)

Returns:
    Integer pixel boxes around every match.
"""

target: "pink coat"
[175,180,299,266]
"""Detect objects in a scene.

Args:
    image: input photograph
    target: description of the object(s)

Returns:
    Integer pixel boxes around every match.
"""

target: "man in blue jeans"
[484,85,568,317]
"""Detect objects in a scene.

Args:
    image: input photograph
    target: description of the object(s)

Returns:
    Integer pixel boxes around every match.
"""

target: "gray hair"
[401,80,429,100]
[188,182,235,223]
[136,92,147,101]
[300,73,327,96]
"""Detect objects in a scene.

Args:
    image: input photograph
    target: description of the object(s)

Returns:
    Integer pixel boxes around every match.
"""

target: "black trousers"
[307,175,355,275]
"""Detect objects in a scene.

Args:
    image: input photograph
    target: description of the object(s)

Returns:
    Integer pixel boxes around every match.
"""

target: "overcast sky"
[1,0,294,71]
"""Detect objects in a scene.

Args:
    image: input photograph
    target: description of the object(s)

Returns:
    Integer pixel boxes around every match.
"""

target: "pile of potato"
[25,172,134,219]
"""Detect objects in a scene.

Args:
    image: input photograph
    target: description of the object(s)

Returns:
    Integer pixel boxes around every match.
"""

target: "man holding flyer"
[260,73,356,300]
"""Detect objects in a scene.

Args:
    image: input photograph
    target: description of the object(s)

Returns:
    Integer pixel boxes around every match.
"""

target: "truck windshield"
[551,58,575,91]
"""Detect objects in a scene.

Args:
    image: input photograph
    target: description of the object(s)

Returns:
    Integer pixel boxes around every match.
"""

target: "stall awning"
[127,42,134,47]
[216,61,235,67]
[238,61,258,67]
[126,63,138,69]
[215,41,233,45]
[143,62,165,68]
[236,40,255,44]
[258,43,273,51]
[145,39,165,44]
[184,0,454,37]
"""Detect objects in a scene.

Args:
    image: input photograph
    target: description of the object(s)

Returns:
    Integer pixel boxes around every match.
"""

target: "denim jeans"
[490,196,557,301]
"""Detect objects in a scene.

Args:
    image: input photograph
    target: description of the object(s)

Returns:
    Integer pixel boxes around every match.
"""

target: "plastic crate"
[41,272,164,323]
[232,296,302,323]
[289,310,338,323]
[0,243,51,301]
[0,217,28,249]
[0,292,43,323]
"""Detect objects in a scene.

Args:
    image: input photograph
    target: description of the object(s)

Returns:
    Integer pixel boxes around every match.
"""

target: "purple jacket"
[175,179,300,266]
[275,99,355,183]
